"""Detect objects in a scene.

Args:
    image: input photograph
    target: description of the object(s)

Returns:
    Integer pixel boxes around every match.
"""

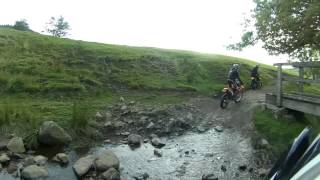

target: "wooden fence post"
[299,66,304,93]
[276,65,282,106]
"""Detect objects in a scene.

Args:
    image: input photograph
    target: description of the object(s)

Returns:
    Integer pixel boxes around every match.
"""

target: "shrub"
[71,101,89,129]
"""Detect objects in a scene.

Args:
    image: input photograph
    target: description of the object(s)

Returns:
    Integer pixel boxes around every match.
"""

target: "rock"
[121,132,130,136]
[238,165,247,171]
[169,119,190,130]
[259,139,270,149]
[214,126,223,132]
[197,125,208,133]
[140,116,148,122]
[119,97,125,102]
[7,161,20,173]
[73,155,95,177]
[202,174,218,180]
[104,121,113,128]
[94,150,120,172]
[186,112,193,120]
[221,165,227,172]
[0,138,8,150]
[120,105,128,111]
[96,112,103,119]
[204,153,214,157]
[143,139,149,143]
[258,168,268,177]
[101,167,120,180]
[105,112,112,120]
[133,172,149,180]
[151,137,165,148]
[154,149,162,157]
[120,140,128,144]
[249,167,254,173]
[149,134,158,139]
[38,121,72,146]
[114,121,126,128]
[0,153,10,164]
[33,155,48,166]
[53,153,69,164]
[146,122,155,129]
[23,157,35,167]
[7,137,25,153]
[21,165,49,180]
[128,134,142,146]
[104,139,111,144]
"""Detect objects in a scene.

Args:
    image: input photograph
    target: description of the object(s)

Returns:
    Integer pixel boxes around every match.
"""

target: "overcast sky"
[1,0,288,65]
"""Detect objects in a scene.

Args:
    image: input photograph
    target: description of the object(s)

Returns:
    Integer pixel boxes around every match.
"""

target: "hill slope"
[0,28,277,146]
[0,28,275,94]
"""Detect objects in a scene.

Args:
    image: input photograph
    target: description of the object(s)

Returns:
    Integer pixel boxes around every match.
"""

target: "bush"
[70,101,89,129]
[13,19,31,31]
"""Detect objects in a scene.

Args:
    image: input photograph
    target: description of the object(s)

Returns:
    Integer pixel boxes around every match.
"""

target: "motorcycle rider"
[251,64,260,81]
[227,64,243,96]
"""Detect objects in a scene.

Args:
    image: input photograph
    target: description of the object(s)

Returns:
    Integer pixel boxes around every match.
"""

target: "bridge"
[265,61,320,116]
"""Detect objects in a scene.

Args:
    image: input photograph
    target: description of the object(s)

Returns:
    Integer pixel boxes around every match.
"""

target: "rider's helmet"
[232,64,240,71]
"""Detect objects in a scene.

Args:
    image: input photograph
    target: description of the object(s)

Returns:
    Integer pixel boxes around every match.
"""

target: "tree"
[228,0,320,61]
[46,16,70,38]
[13,19,31,31]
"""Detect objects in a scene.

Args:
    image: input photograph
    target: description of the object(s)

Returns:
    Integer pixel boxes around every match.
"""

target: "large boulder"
[128,134,142,146]
[101,167,120,180]
[38,121,72,146]
[94,150,120,172]
[21,165,49,180]
[73,155,95,177]
[7,137,25,153]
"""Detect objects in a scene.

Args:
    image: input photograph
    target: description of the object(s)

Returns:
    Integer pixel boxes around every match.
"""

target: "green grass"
[284,82,320,96]
[0,28,277,94]
[0,28,280,146]
[253,108,320,156]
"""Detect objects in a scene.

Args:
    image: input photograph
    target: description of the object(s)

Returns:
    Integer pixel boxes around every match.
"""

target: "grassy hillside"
[0,28,277,146]
[0,28,276,94]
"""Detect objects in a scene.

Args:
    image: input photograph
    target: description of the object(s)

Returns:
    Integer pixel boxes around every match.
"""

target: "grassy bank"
[253,108,320,156]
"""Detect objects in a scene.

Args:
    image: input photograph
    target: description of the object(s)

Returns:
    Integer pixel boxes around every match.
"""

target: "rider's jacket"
[251,67,259,77]
[228,69,243,85]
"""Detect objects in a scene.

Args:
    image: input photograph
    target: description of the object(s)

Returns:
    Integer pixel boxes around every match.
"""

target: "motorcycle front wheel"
[220,93,229,109]
[251,80,257,90]
[234,91,243,103]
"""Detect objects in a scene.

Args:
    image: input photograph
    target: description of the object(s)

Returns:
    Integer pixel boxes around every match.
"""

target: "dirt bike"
[250,76,262,90]
[220,80,244,109]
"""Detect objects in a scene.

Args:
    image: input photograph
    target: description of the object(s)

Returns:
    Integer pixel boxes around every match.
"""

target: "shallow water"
[0,128,255,180]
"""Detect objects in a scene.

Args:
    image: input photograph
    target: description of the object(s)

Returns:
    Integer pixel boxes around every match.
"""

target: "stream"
[0,127,256,180]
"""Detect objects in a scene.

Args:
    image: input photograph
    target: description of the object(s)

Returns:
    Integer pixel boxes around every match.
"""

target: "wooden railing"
[274,61,320,107]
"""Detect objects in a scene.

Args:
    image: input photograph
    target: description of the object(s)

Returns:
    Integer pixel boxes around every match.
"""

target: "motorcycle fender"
[222,88,229,93]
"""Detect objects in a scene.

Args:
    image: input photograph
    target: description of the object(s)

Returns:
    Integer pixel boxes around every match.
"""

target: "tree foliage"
[13,19,31,31]
[229,0,320,61]
[46,16,70,38]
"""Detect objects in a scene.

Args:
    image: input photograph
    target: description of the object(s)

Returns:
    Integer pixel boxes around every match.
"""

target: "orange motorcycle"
[220,80,244,109]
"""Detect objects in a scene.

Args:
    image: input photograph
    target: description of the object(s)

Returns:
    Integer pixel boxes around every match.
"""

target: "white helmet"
[232,64,239,70]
